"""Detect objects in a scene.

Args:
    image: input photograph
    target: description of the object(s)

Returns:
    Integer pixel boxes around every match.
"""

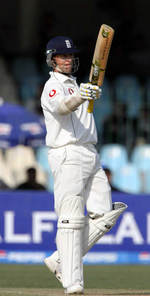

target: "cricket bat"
[87,24,114,113]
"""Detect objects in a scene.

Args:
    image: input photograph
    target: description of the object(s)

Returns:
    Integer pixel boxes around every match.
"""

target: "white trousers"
[48,143,112,217]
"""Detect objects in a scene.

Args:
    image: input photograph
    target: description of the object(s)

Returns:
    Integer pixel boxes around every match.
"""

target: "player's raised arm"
[45,37,101,115]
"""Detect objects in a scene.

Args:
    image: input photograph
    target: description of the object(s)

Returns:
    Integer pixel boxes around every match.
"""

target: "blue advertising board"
[0,191,150,264]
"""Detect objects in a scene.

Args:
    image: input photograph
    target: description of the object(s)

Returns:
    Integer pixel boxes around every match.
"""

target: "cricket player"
[41,36,127,294]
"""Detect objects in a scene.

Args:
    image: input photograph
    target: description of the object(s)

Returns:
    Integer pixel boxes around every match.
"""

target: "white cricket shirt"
[41,72,97,148]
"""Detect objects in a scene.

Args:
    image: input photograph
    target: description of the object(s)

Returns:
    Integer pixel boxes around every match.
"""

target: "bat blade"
[87,24,114,113]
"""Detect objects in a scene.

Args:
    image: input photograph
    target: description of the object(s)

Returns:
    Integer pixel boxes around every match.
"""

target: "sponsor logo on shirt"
[49,89,56,98]
[68,88,74,95]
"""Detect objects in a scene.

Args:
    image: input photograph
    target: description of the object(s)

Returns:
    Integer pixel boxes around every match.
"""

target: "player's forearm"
[58,96,85,115]
[58,83,101,115]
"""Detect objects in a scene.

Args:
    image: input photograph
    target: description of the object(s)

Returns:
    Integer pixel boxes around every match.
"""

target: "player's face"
[53,54,74,74]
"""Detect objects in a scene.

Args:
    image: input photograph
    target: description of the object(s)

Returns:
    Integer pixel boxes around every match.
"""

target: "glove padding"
[80,83,101,100]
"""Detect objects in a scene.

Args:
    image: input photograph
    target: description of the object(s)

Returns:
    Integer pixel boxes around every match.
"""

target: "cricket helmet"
[46,36,80,72]
[46,36,79,56]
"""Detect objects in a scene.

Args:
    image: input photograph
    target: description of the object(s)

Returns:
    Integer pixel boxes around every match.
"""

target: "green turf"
[84,265,150,289]
[0,264,150,290]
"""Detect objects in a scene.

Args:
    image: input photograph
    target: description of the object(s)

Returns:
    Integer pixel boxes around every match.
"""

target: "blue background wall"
[0,191,150,264]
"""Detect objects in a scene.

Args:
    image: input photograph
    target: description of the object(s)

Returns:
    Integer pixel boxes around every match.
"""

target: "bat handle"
[87,99,94,113]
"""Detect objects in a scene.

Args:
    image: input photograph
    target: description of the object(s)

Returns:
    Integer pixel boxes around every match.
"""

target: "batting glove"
[80,83,101,100]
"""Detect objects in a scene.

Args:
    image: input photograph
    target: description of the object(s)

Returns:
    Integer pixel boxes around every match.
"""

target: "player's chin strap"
[82,202,127,254]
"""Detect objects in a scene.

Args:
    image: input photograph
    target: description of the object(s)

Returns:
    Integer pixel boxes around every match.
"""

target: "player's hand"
[79,83,101,100]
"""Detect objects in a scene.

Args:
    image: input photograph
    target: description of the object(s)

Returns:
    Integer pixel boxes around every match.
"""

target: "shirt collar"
[49,71,76,83]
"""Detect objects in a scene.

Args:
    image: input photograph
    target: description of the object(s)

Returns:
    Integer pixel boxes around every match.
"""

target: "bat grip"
[87,100,94,113]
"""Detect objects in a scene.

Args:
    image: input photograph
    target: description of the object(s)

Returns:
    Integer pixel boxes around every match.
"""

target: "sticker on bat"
[102,29,109,38]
